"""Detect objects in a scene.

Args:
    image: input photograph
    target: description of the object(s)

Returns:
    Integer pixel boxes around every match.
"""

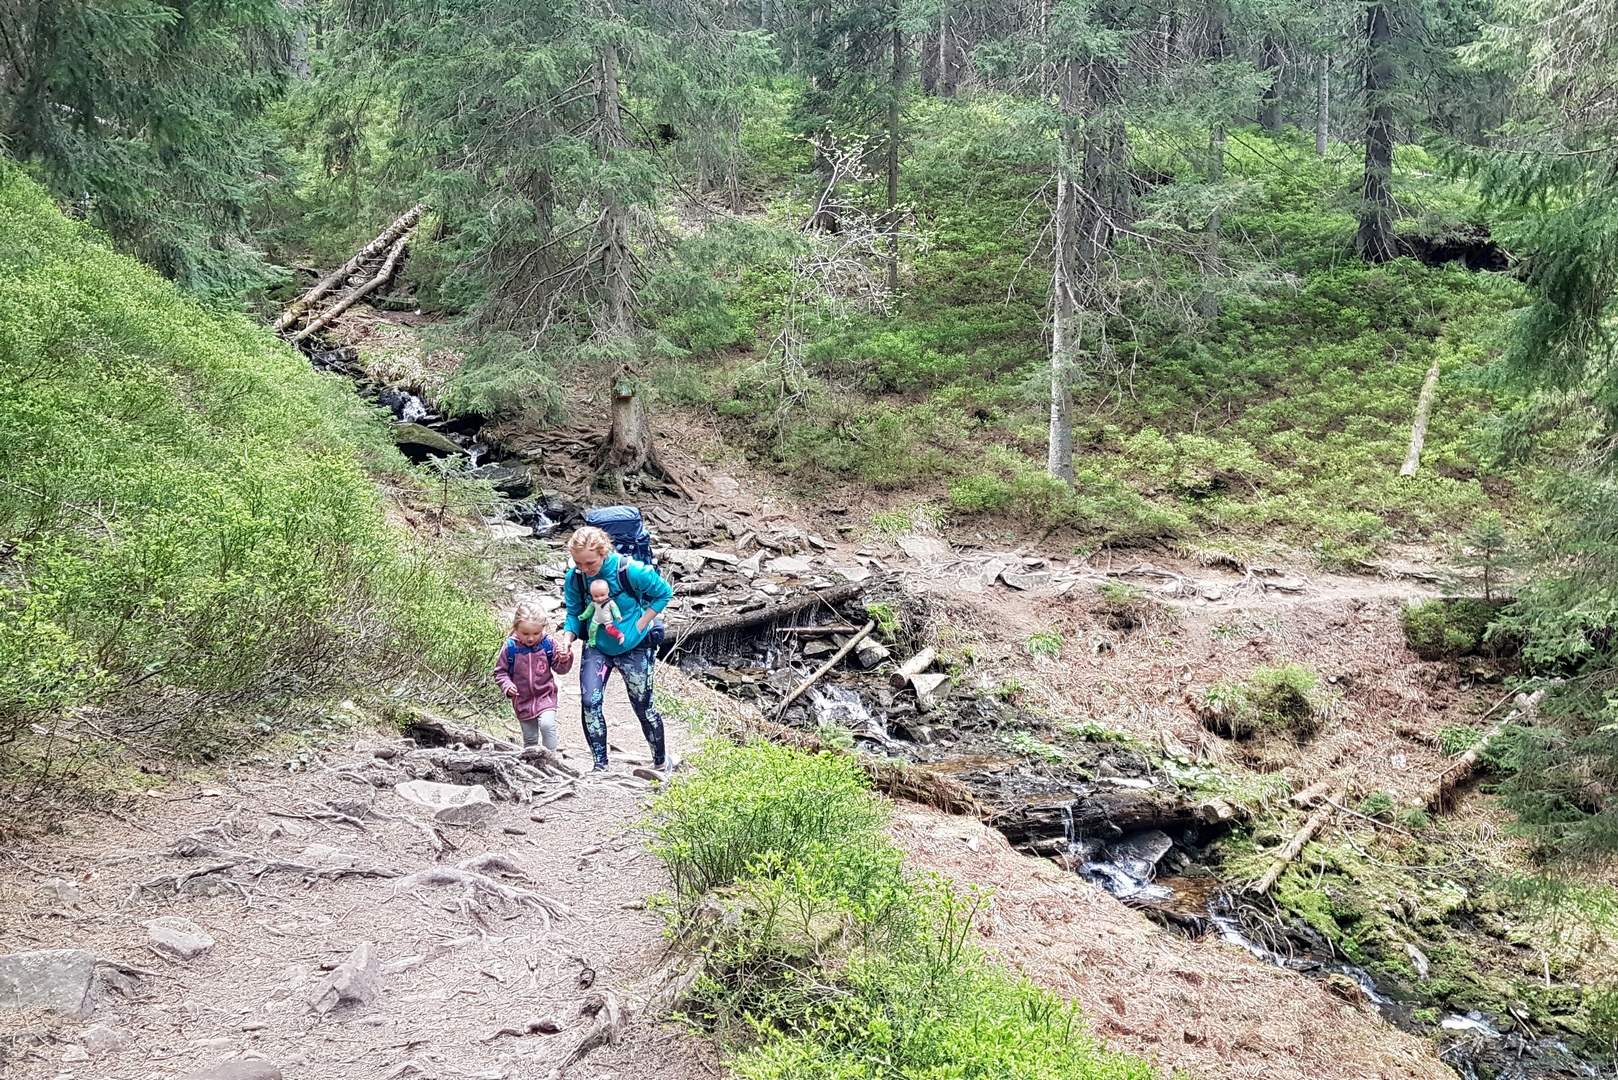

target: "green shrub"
[0,170,494,782]
[1026,630,1064,659]
[646,740,889,901]
[649,739,1153,1080]
[1202,663,1327,739]
[1401,598,1505,660]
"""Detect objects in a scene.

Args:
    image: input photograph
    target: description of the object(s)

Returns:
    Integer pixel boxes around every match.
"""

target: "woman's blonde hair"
[568,526,613,558]
[510,601,550,634]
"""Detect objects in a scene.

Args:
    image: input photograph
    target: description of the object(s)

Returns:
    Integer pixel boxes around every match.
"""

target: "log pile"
[276,204,427,341]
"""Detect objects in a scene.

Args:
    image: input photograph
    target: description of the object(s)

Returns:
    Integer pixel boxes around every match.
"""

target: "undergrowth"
[646,740,1152,1080]
[0,169,495,804]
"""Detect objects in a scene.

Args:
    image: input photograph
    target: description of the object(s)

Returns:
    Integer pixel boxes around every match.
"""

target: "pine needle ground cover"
[0,169,493,801]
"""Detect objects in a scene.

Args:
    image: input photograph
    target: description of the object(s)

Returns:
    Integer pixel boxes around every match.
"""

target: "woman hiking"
[556,526,674,773]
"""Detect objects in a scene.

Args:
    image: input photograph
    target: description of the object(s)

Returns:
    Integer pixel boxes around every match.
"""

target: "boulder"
[767,555,814,577]
[180,1062,284,1080]
[897,535,951,564]
[486,522,533,541]
[0,949,97,1014]
[833,565,871,584]
[469,463,533,499]
[391,423,462,458]
[394,780,495,826]
[979,560,1010,587]
[1000,569,1050,591]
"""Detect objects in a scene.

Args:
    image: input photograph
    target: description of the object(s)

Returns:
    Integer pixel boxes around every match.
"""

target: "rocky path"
[0,655,712,1080]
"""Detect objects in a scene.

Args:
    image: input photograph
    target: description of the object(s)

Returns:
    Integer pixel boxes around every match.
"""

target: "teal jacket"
[563,553,672,655]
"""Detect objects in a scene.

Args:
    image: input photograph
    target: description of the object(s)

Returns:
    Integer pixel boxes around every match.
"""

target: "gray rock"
[62,1044,90,1063]
[736,551,764,578]
[853,636,891,669]
[486,522,532,541]
[897,535,951,564]
[1000,569,1051,591]
[979,559,1010,587]
[308,942,382,1015]
[81,1023,129,1056]
[41,878,81,905]
[767,555,814,577]
[145,917,215,961]
[180,1062,284,1080]
[391,423,462,458]
[833,564,871,584]
[1106,829,1174,881]
[0,949,97,1014]
[690,548,738,566]
[394,779,495,826]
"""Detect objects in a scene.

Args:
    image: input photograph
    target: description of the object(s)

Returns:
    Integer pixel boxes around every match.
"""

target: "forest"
[3,1,1618,1078]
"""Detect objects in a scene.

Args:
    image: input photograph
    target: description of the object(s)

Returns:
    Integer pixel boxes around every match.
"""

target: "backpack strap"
[505,639,517,678]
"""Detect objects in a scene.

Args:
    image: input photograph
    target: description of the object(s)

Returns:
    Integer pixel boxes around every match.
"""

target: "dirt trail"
[0,658,713,1080]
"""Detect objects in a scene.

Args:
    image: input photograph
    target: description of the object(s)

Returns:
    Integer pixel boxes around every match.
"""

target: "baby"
[581,579,624,646]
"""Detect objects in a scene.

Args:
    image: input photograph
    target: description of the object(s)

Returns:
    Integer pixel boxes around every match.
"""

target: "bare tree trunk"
[596,43,633,336]
[760,0,770,31]
[1049,60,1081,486]
[886,20,905,294]
[1201,125,1225,320]
[807,1,840,232]
[1316,55,1331,156]
[1258,35,1283,131]
[1357,2,1398,263]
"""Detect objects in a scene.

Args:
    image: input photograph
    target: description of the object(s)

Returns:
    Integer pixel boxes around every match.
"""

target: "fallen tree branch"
[773,621,876,720]
[275,204,426,331]
[889,647,938,689]
[545,990,626,1080]
[1251,789,1344,896]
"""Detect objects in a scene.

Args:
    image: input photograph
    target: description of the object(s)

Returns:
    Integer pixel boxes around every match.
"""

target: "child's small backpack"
[584,505,657,569]
[505,637,554,679]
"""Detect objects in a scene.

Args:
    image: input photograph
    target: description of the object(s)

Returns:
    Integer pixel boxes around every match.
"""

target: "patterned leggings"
[579,643,665,769]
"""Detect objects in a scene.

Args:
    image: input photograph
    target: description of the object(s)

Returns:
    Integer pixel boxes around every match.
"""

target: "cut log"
[292,229,416,343]
[1399,358,1442,477]
[662,582,866,651]
[275,204,426,331]
[773,621,876,720]
[1426,689,1542,812]
[889,647,938,689]
[1251,788,1344,896]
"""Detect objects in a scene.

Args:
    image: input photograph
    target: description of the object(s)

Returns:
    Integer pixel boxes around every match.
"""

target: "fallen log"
[662,581,866,652]
[773,621,876,720]
[275,203,426,332]
[889,647,938,689]
[775,624,862,637]
[1289,778,1332,808]
[1399,357,1442,477]
[1427,689,1542,812]
[1251,788,1344,896]
[292,228,416,343]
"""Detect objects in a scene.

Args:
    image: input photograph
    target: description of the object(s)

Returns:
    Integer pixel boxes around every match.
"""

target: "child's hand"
[504,685,519,699]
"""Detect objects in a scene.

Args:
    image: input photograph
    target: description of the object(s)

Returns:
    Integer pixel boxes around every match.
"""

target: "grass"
[1202,662,1329,740]
[646,739,1153,1080]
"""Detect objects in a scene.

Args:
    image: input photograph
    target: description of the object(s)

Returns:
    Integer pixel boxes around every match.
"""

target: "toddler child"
[581,579,624,646]
[494,602,574,750]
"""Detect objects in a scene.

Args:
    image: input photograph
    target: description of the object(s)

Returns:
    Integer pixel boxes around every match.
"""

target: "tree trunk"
[596,43,633,336]
[806,2,840,232]
[1317,55,1331,156]
[1201,125,1225,320]
[1049,59,1081,486]
[1357,2,1398,263]
[760,0,770,31]
[886,20,905,294]
[603,373,651,492]
[1258,35,1283,131]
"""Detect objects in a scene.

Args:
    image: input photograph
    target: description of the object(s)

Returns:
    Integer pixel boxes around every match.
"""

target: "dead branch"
[1251,789,1344,896]
[774,621,876,720]
[545,990,626,1080]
